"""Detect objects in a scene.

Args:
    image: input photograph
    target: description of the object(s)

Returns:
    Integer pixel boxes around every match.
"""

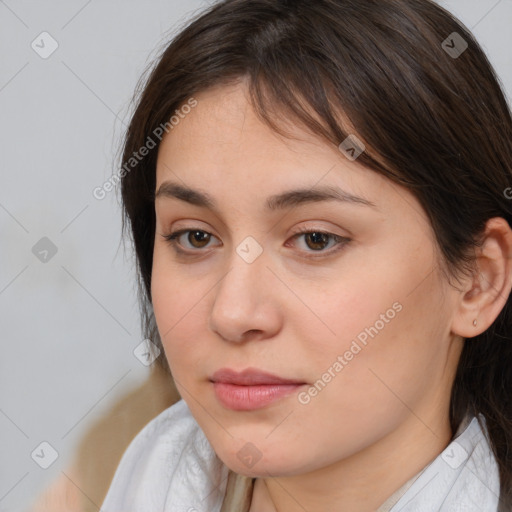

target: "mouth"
[209,367,307,411]
[210,367,306,386]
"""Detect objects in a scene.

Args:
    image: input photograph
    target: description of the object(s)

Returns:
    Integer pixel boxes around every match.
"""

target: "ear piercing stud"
[473,319,477,326]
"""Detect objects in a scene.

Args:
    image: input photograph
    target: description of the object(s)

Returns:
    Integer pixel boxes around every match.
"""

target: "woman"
[101,0,512,510]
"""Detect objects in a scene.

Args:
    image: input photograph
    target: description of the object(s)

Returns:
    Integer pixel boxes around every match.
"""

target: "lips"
[209,368,308,410]
[210,367,306,386]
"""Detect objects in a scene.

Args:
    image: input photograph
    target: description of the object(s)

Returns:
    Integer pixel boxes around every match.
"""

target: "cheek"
[301,267,447,428]
[297,268,400,365]
[150,253,208,369]
[298,248,441,395]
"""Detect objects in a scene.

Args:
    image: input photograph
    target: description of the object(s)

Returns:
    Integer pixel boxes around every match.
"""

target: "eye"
[161,229,219,252]
[287,227,350,258]
[160,227,350,258]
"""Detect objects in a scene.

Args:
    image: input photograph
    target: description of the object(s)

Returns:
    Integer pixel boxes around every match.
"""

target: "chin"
[215,443,311,479]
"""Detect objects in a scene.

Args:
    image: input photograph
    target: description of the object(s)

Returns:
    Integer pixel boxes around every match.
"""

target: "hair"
[117,0,512,507]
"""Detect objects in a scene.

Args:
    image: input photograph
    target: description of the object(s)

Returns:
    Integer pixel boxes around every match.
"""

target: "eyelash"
[160,227,350,259]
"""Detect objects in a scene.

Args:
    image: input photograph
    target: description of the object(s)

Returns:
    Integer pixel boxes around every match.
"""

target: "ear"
[451,217,512,338]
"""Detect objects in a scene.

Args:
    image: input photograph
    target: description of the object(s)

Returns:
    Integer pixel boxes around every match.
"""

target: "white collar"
[377,414,500,511]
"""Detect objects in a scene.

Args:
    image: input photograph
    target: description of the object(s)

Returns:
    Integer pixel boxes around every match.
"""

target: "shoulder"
[101,399,229,512]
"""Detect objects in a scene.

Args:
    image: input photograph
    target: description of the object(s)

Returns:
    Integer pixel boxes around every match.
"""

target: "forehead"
[159,84,351,176]
[154,82,417,222]
[158,82,336,166]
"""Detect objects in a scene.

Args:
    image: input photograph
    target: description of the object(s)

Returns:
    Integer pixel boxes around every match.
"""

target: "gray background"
[0,0,511,510]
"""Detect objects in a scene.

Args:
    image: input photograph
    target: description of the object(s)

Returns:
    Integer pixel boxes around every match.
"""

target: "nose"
[208,246,282,344]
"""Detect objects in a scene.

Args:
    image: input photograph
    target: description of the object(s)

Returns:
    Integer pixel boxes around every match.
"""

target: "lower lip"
[212,382,304,411]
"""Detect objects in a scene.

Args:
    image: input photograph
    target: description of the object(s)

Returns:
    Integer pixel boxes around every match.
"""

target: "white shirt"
[100,399,501,511]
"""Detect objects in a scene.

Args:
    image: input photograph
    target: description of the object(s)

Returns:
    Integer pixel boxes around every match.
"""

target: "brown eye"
[187,230,211,248]
[289,228,351,259]
[161,229,217,251]
[303,232,330,251]
[162,227,349,259]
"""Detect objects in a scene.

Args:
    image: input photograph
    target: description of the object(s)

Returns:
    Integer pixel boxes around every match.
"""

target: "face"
[151,81,463,478]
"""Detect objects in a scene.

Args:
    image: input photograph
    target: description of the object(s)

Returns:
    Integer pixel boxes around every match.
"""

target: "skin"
[151,80,512,511]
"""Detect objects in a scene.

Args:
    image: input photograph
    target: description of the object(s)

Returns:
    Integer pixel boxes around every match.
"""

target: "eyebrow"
[154,181,378,211]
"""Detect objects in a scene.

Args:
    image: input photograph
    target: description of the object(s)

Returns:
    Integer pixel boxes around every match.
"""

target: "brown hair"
[118,0,512,507]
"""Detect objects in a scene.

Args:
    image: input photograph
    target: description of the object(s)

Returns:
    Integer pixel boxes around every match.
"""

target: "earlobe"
[451,217,512,339]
